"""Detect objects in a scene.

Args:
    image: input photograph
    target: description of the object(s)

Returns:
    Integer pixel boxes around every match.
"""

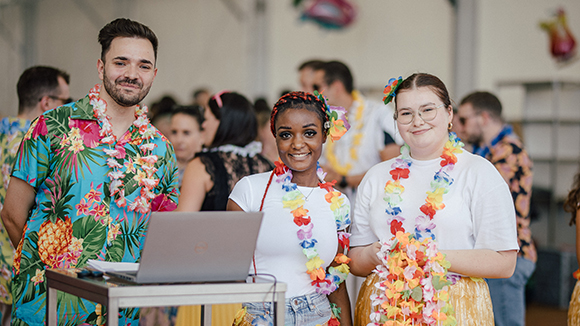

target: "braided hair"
[270,91,328,138]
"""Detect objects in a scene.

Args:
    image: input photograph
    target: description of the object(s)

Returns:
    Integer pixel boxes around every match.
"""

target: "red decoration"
[301,0,356,29]
[540,8,577,63]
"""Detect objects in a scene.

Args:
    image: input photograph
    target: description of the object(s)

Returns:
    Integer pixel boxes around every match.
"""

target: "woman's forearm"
[441,249,517,278]
[348,243,381,277]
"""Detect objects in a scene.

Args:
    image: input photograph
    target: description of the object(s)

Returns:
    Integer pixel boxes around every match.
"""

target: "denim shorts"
[243,291,331,326]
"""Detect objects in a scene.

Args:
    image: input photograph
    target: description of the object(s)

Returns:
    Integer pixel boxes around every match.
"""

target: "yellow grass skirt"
[175,304,241,326]
[354,273,494,326]
[569,279,580,326]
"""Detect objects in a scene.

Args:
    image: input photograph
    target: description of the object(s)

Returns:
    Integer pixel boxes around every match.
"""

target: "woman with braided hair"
[227,91,353,325]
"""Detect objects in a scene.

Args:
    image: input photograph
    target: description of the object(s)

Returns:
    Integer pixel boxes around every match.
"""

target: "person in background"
[1,18,179,325]
[175,91,273,326]
[348,73,518,326]
[254,98,277,163]
[312,61,401,196]
[168,105,204,186]
[0,65,70,326]
[298,59,325,94]
[228,91,352,326]
[150,95,177,137]
[192,88,211,107]
[458,91,535,326]
[564,171,580,326]
[177,91,273,212]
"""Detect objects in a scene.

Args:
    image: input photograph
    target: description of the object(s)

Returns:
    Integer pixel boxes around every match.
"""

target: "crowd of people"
[0,16,578,326]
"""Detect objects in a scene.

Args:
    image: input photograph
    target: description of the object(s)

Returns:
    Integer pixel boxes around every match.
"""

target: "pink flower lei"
[88,84,159,213]
[370,133,464,326]
[272,160,351,295]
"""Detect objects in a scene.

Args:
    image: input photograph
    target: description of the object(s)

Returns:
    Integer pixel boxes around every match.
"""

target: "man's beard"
[103,69,151,107]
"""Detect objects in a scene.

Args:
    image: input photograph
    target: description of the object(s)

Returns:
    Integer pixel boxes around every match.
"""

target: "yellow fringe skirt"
[569,279,580,326]
[354,273,494,326]
[175,304,241,326]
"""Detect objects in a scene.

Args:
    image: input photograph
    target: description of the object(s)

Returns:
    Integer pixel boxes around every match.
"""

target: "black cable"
[248,273,278,326]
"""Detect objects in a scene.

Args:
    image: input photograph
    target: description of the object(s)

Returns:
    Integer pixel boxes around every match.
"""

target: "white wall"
[1,0,578,117]
[478,0,580,120]
[0,0,454,115]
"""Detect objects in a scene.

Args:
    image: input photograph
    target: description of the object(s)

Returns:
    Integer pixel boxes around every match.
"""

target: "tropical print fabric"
[0,117,31,307]
[481,125,536,263]
[10,95,179,326]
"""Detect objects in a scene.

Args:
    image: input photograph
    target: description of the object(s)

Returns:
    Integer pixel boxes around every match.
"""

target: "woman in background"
[168,105,204,186]
[564,172,580,325]
[178,91,273,211]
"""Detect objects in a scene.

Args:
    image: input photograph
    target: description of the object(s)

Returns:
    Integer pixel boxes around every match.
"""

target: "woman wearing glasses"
[348,73,518,326]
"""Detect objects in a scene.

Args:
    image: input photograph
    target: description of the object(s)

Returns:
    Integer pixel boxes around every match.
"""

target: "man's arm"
[1,177,36,247]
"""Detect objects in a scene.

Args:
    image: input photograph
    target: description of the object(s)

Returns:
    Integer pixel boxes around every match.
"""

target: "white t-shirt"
[350,150,519,253]
[229,172,351,298]
[320,94,402,177]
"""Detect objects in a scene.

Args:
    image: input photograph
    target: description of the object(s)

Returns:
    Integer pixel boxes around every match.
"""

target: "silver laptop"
[108,211,263,284]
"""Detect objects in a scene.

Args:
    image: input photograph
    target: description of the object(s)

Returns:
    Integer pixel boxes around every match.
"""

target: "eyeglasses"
[458,113,479,125]
[395,103,445,125]
[46,95,73,105]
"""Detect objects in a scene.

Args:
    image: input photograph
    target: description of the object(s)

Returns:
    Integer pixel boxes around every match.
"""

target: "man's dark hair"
[460,91,503,121]
[98,18,158,63]
[318,61,354,93]
[298,59,325,71]
[17,66,70,114]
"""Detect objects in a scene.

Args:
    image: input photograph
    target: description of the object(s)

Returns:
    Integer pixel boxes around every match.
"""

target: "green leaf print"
[120,217,148,260]
[16,232,42,283]
[72,216,107,267]
[105,235,124,262]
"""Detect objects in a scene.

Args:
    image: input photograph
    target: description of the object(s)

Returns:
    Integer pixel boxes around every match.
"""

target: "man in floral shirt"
[0,66,70,326]
[458,91,535,326]
[1,19,179,326]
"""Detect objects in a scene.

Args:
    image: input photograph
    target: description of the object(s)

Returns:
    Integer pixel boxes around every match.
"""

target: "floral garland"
[88,84,160,214]
[370,133,464,326]
[324,90,365,176]
[273,160,351,295]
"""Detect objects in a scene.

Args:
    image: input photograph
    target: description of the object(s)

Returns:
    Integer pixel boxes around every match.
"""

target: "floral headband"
[313,90,351,142]
[383,76,403,104]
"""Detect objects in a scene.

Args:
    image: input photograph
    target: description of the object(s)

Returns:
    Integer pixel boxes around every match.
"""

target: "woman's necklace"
[88,84,159,214]
[297,186,316,201]
[272,160,351,295]
[324,90,365,176]
[370,132,463,326]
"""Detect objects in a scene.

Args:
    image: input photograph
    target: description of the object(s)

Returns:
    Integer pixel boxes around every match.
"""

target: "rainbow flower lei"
[273,160,351,295]
[371,133,463,326]
[313,90,351,142]
[88,84,160,213]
